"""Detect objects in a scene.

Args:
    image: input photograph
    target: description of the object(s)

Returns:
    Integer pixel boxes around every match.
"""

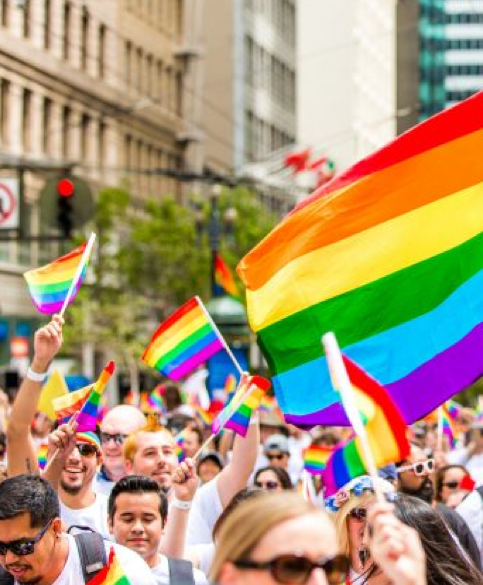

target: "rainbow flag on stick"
[214,253,240,298]
[303,445,334,475]
[53,385,92,426]
[238,91,483,426]
[212,375,271,437]
[24,233,96,315]
[142,296,242,380]
[86,547,130,585]
[321,338,410,496]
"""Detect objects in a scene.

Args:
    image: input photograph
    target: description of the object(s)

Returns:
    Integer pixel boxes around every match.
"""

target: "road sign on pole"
[0,178,19,230]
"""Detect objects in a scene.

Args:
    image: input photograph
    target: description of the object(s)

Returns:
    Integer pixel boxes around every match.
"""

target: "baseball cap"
[264,434,290,454]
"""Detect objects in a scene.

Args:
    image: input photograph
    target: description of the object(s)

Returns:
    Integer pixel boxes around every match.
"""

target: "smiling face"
[60,445,99,496]
[109,492,163,568]
[125,431,178,491]
[0,512,63,584]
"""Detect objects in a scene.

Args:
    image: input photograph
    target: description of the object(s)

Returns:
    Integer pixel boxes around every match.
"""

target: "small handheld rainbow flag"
[23,238,94,314]
[76,361,115,432]
[321,352,410,496]
[142,296,225,381]
[214,253,240,298]
[147,385,166,412]
[37,443,49,471]
[446,399,461,420]
[86,547,130,585]
[303,445,334,475]
[212,375,271,437]
[441,404,457,448]
[53,385,93,425]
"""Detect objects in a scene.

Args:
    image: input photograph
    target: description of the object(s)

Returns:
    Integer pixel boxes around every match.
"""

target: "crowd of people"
[0,316,483,584]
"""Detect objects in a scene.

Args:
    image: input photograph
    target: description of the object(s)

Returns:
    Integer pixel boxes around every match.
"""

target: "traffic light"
[56,178,75,238]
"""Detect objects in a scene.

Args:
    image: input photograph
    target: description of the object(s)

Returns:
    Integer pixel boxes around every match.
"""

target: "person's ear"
[218,562,243,585]
[108,515,114,536]
[125,459,133,474]
[52,518,63,539]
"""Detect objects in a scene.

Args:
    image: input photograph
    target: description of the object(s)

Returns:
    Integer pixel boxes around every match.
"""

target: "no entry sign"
[0,178,19,230]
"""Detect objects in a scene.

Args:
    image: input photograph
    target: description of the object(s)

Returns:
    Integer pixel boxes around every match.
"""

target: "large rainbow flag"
[321,356,409,495]
[142,296,224,381]
[238,91,483,426]
[24,242,90,314]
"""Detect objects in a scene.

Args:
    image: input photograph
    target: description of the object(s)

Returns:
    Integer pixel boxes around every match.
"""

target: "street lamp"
[194,184,237,297]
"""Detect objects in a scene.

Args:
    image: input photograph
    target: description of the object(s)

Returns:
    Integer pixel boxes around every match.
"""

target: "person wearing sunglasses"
[327,475,395,584]
[0,475,156,585]
[397,444,481,570]
[435,465,474,508]
[211,491,350,585]
[254,466,293,492]
[43,425,112,540]
[263,435,291,474]
[96,405,147,496]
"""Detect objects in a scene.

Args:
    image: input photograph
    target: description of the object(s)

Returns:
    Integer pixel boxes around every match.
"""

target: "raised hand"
[172,458,199,503]
[47,422,77,463]
[32,314,64,372]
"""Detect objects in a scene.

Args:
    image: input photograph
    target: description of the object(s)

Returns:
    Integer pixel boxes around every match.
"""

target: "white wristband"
[26,367,48,383]
[172,498,192,511]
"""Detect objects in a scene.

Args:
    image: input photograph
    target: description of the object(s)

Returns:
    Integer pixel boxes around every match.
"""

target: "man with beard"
[44,426,111,539]
[0,475,155,585]
[397,443,481,568]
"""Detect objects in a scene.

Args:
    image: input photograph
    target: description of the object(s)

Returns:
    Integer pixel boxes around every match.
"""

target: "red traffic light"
[57,178,75,198]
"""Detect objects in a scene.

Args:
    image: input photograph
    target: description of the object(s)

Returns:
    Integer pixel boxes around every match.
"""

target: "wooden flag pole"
[59,232,96,319]
[322,332,384,504]
[42,411,79,474]
[195,295,246,377]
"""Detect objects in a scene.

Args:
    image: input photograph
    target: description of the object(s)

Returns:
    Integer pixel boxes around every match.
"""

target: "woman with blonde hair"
[211,491,349,585]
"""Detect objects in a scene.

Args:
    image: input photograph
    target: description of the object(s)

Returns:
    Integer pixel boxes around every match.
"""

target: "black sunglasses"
[442,480,460,489]
[234,553,349,585]
[255,480,280,490]
[100,432,128,446]
[266,453,285,461]
[349,507,367,521]
[76,443,99,458]
[0,519,53,556]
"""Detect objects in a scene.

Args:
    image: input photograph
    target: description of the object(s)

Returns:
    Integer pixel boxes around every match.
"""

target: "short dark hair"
[254,466,293,490]
[0,475,59,528]
[108,475,168,523]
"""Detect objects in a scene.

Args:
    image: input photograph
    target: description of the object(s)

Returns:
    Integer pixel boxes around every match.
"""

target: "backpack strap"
[167,557,196,585]
[74,531,107,584]
[0,565,13,585]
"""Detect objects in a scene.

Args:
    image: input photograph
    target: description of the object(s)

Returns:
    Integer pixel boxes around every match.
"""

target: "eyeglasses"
[76,443,99,458]
[442,480,460,490]
[266,453,285,461]
[397,458,435,476]
[255,480,280,491]
[0,519,53,556]
[234,553,349,585]
[100,432,128,446]
[348,507,367,521]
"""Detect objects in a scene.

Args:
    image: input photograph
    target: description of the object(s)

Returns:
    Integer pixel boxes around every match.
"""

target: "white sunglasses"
[397,458,435,477]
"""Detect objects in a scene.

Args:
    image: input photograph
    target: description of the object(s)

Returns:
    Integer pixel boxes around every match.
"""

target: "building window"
[98,121,106,168]
[146,54,153,96]
[81,7,89,71]
[124,134,132,166]
[1,0,9,27]
[22,0,30,38]
[136,47,143,91]
[22,89,32,152]
[156,59,163,101]
[80,113,90,160]
[0,80,10,146]
[175,70,183,116]
[42,97,52,156]
[98,24,106,78]
[63,2,71,60]
[61,105,71,159]
[125,41,132,86]
[44,0,51,49]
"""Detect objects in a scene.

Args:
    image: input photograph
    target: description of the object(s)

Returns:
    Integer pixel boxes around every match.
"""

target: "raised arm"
[216,416,260,507]
[7,315,63,477]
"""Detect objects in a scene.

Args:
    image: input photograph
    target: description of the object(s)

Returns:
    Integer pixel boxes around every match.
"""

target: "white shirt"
[60,493,111,540]
[93,472,115,496]
[14,534,155,585]
[185,476,223,545]
[152,555,208,585]
[457,490,483,558]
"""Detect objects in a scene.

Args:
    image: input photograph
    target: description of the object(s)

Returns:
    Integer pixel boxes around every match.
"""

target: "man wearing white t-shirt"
[123,417,260,549]
[0,475,155,585]
[43,426,111,540]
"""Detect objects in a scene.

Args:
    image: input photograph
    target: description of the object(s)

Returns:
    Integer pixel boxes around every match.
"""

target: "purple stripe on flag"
[169,339,223,381]
[284,323,483,427]
[225,419,249,437]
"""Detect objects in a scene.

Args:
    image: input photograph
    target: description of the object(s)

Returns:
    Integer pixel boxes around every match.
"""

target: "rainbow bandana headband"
[324,475,394,513]
[76,431,102,456]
